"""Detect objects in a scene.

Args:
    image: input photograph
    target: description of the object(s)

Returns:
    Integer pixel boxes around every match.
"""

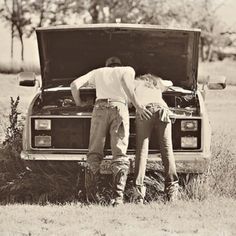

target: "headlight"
[181,120,198,131]
[181,136,197,148]
[35,119,51,130]
[35,136,51,147]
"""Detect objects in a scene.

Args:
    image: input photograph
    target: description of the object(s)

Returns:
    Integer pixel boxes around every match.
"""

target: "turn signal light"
[35,136,51,147]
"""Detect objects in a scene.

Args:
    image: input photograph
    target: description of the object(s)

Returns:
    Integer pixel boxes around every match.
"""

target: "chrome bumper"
[21,151,210,174]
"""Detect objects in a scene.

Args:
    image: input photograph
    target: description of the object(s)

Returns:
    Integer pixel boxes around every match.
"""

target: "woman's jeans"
[134,104,179,193]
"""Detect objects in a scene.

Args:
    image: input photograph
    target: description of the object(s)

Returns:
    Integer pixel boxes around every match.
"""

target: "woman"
[134,74,179,203]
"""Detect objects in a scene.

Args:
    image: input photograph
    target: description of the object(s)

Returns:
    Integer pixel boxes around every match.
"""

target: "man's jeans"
[87,100,130,175]
[134,103,179,192]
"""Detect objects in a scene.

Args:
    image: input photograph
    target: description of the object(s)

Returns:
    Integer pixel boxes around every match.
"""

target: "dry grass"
[198,59,236,85]
[178,130,236,201]
[0,198,235,235]
[208,132,236,197]
[205,86,236,147]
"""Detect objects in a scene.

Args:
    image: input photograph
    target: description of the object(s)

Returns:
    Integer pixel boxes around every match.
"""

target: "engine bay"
[32,87,200,116]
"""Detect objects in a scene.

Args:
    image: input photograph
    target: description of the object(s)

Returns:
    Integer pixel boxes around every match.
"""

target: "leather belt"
[96,98,127,105]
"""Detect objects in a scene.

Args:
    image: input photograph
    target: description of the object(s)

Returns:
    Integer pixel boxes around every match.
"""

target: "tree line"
[0,0,234,61]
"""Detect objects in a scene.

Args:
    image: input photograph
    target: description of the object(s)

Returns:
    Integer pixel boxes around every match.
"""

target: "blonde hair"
[135,74,162,89]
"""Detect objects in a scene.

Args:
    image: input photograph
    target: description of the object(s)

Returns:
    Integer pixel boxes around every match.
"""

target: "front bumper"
[21,151,210,174]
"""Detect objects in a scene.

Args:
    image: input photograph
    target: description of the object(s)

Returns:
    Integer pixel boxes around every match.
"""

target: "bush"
[0,96,24,168]
[3,97,23,154]
[0,97,85,204]
[0,161,85,204]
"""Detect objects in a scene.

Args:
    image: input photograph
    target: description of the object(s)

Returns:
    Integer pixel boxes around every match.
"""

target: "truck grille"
[31,117,201,152]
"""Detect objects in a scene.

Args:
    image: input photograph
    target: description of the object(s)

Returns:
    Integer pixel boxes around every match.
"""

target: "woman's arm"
[158,78,173,92]
[121,68,152,120]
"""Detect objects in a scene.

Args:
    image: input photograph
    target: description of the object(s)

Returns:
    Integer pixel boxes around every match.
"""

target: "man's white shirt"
[71,66,135,102]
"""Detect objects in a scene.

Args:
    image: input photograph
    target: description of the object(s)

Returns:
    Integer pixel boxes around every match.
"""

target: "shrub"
[3,96,23,154]
[0,161,85,204]
[0,96,24,169]
[0,97,86,204]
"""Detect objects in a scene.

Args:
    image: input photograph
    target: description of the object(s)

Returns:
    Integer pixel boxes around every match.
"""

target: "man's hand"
[136,105,152,120]
[70,70,95,106]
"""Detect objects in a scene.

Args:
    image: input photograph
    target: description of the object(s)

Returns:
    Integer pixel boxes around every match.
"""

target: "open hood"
[36,24,200,90]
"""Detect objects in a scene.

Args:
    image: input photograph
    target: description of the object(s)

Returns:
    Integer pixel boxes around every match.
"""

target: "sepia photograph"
[0,0,235,235]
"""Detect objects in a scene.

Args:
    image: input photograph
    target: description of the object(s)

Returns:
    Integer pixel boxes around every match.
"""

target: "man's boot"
[85,167,100,203]
[112,168,128,206]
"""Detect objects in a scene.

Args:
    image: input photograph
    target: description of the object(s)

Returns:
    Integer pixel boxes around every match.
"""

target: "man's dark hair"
[105,57,122,67]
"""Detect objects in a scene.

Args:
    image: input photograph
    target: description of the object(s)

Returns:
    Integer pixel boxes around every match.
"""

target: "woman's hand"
[136,105,152,120]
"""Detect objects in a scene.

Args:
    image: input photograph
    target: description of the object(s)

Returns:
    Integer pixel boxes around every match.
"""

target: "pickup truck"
[18,23,225,177]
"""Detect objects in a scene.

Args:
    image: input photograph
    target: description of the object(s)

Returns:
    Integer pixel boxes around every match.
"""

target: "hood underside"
[36,24,200,90]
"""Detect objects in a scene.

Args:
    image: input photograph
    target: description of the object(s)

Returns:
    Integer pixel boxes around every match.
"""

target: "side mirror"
[207,75,226,90]
[18,72,36,87]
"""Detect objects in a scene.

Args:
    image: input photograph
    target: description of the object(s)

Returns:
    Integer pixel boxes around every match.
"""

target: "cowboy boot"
[112,168,128,206]
[165,182,179,202]
[133,185,146,204]
[85,167,101,203]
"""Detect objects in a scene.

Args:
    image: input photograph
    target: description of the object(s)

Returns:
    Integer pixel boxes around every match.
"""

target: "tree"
[160,0,227,61]
[0,0,32,61]
[0,0,228,61]
[71,0,148,24]
[45,0,231,62]
[0,0,81,61]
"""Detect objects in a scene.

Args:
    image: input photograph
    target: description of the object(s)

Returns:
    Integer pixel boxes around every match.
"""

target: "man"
[70,57,151,205]
[133,74,179,203]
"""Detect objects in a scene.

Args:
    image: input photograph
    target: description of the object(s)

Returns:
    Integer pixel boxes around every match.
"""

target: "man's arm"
[70,70,94,106]
[120,68,152,120]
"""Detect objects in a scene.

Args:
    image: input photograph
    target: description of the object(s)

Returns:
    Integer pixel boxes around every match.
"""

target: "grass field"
[199,59,236,86]
[206,86,236,149]
[0,60,40,75]
[0,60,236,235]
[0,198,235,235]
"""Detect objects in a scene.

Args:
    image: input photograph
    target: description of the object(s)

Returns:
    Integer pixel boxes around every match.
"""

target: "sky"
[0,0,235,63]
